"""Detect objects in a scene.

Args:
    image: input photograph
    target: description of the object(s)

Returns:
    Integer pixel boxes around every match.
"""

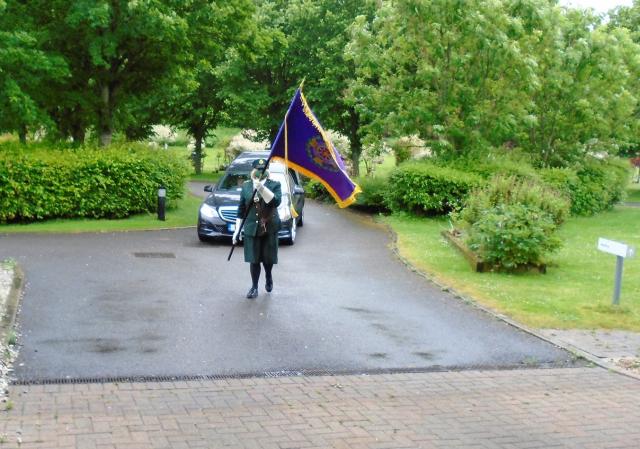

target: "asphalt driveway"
[1,201,575,381]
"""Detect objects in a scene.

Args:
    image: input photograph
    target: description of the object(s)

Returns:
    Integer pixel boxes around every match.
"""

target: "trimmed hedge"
[387,162,482,215]
[0,143,189,222]
[354,176,390,213]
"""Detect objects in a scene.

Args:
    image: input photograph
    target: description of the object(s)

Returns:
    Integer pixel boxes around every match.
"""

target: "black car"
[198,151,305,245]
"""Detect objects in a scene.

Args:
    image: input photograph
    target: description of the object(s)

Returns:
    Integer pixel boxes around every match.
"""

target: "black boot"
[264,263,273,292]
[247,263,260,298]
[265,277,273,292]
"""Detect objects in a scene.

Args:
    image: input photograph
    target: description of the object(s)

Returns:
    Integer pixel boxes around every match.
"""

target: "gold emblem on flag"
[306,136,339,172]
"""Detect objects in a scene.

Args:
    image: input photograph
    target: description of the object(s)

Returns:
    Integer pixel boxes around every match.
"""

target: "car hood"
[204,189,291,208]
[204,191,241,208]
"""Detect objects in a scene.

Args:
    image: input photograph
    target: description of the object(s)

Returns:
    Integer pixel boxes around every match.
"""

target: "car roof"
[227,151,287,174]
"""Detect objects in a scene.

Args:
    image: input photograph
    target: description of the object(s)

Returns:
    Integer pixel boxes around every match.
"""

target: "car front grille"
[218,206,237,223]
[200,223,228,234]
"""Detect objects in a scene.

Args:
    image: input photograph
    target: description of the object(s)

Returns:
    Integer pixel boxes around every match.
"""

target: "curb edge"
[381,221,640,382]
[0,263,24,344]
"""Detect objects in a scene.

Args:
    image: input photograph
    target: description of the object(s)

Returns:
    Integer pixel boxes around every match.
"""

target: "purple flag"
[269,88,361,208]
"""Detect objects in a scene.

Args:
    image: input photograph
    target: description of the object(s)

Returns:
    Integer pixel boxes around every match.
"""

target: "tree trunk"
[348,110,361,177]
[193,131,205,175]
[18,125,27,144]
[71,122,85,145]
[99,84,113,147]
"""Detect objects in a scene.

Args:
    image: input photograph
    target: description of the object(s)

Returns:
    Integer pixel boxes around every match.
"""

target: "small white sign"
[597,238,635,258]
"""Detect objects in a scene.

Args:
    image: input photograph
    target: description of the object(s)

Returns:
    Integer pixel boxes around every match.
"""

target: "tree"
[290,0,378,176]
[608,0,640,157]
[0,1,67,142]
[348,0,538,158]
[163,0,257,174]
[515,2,640,166]
[221,0,297,143]
[223,0,377,176]
[28,0,189,145]
[347,0,640,166]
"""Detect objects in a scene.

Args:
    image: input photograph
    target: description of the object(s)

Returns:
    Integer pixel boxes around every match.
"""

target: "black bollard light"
[158,186,166,221]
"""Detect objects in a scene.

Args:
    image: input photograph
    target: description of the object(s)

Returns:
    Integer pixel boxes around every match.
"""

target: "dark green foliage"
[303,179,331,202]
[540,158,631,215]
[353,176,389,213]
[0,143,189,222]
[456,176,569,271]
[387,162,482,215]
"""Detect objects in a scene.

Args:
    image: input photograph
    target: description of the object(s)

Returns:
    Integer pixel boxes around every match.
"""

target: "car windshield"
[218,173,249,190]
[269,172,291,197]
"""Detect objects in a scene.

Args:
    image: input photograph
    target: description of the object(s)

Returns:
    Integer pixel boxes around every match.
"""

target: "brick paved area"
[1,367,639,448]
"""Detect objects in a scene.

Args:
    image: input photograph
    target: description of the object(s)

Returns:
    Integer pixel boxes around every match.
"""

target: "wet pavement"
[0,201,577,382]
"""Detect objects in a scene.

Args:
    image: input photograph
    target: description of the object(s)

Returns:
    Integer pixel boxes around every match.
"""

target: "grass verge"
[382,206,640,331]
[167,127,240,179]
[628,181,640,202]
[0,192,202,234]
[190,172,222,183]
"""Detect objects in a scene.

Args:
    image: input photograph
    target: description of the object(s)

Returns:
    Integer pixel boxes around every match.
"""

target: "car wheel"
[297,210,304,227]
[285,217,297,245]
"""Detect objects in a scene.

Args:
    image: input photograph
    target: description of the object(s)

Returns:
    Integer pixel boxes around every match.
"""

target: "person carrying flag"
[227,83,361,299]
[232,158,282,299]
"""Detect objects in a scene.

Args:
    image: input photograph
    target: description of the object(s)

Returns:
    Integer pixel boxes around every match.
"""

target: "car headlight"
[200,203,219,219]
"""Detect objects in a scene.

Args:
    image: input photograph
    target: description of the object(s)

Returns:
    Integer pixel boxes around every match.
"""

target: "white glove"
[232,218,242,245]
[258,184,274,203]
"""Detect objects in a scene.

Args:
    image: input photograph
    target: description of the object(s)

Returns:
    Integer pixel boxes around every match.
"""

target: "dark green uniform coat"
[237,179,282,264]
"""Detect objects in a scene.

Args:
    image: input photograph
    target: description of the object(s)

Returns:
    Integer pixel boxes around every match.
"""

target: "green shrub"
[387,162,482,215]
[457,176,569,271]
[442,153,540,181]
[541,158,631,215]
[391,140,412,166]
[456,175,569,227]
[539,167,584,214]
[354,176,390,213]
[467,203,562,270]
[304,178,331,202]
[0,143,189,222]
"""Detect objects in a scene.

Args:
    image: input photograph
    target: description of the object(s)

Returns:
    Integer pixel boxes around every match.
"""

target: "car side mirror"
[204,185,213,192]
[293,185,305,195]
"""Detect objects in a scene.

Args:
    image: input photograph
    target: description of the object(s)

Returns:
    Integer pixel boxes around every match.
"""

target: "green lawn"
[383,206,640,331]
[0,192,202,234]
[359,153,396,177]
[628,181,640,202]
[166,127,240,181]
